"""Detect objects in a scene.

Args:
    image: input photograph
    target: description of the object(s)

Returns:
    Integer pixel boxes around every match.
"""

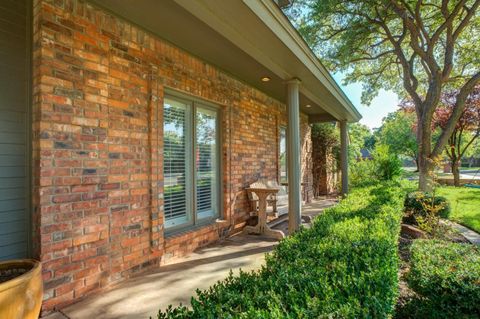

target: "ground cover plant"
[397,240,480,318]
[437,186,480,233]
[157,181,408,318]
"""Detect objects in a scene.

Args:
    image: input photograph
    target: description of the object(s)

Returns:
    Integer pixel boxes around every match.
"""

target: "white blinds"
[279,127,287,183]
[196,107,218,219]
[163,96,219,229]
[163,99,189,226]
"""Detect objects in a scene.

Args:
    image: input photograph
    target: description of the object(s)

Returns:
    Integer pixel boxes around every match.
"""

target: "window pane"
[196,107,218,219]
[163,98,190,227]
[280,127,287,183]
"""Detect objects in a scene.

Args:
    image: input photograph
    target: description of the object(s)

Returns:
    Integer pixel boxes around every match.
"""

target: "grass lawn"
[401,168,454,179]
[401,168,418,179]
[437,186,480,233]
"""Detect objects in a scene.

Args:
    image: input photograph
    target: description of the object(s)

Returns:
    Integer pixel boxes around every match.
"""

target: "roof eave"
[250,0,362,122]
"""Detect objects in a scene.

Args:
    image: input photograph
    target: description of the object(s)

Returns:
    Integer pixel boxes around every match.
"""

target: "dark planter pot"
[0,259,43,319]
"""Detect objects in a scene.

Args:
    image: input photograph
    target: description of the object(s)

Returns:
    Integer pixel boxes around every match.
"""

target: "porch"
[0,0,361,313]
[44,199,336,319]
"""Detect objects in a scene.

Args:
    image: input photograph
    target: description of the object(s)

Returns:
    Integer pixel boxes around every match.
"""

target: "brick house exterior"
[0,0,360,313]
[28,0,318,310]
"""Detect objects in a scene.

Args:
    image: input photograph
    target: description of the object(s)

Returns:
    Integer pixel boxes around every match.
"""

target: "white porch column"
[340,120,349,196]
[287,79,302,233]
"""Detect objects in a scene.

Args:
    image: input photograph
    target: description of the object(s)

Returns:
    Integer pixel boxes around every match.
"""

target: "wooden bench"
[247,179,288,218]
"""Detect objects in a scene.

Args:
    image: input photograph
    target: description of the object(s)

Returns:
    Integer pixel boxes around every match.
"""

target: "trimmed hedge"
[157,182,407,318]
[403,191,450,224]
[405,240,480,318]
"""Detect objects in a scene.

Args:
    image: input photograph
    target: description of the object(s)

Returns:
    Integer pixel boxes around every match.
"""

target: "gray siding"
[0,0,30,260]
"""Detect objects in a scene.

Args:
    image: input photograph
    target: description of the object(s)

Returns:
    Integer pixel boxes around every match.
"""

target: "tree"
[348,123,373,161]
[287,1,480,191]
[433,87,480,186]
[376,110,418,169]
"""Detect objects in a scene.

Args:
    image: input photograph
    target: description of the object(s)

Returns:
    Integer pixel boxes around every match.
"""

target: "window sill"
[164,218,220,239]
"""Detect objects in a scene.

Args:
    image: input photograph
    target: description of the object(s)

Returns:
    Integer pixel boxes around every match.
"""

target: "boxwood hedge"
[157,182,407,318]
[405,240,480,318]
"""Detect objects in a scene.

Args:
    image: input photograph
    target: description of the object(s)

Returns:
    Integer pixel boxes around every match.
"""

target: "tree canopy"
[349,123,374,161]
[376,110,418,164]
[433,86,480,184]
[288,0,480,104]
[287,0,480,190]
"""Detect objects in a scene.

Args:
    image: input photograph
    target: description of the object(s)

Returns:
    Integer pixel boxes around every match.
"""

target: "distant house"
[0,0,360,311]
[462,156,480,168]
[360,148,373,160]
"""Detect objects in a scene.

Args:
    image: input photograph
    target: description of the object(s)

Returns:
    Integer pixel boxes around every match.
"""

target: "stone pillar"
[340,120,349,196]
[287,79,302,233]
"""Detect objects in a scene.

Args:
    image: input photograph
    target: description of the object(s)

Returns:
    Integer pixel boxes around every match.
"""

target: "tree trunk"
[418,157,433,192]
[414,156,419,172]
[417,116,434,192]
[451,160,461,187]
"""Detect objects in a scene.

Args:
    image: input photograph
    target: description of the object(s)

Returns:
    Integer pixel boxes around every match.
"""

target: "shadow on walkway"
[45,199,336,319]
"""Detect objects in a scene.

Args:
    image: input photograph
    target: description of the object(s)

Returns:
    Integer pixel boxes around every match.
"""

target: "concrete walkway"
[443,220,480,246]
[50,235,276,319]
[44,199,336,319]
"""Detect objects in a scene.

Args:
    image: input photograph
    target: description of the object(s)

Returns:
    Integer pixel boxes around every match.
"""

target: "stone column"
[340,120,349,196]
[287,79,302,233]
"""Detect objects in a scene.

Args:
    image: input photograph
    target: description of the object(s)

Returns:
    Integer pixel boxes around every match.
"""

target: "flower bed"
[157,182,407,318]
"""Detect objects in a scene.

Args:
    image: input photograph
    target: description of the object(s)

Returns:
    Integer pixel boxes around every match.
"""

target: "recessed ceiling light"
[305,104,312,108]
[261,76,271,82]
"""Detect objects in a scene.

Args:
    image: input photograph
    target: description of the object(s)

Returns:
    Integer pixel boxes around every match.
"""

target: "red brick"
[100,183,121,191]
[111,97,132,109]
[55,280,85,297]
[72,116,99,127]
[73,233,99,246]
[52,194,82,203]
[73,266,100,281]
[71,248,98,262]
[71,185,96,193]
[55,262,83,276]
[41,291,74,310]
[108,145,130,153]
[74,282,100,299]
[55,159,81,167]
[33,0,314,311]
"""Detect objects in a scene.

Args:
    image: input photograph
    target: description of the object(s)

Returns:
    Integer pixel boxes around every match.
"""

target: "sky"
[332,73,400,130]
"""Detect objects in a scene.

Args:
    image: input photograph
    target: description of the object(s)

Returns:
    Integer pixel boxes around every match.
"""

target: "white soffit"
[173,0,361,122]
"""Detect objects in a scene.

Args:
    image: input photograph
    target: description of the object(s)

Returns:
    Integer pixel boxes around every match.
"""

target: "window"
[163,98,191,227]
[163,95,220,230]
[195,107,219,220]
[279,126,287,184]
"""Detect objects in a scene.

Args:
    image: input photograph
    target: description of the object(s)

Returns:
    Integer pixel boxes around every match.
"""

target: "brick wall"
[311,125,339,197]
[301,115,314,202]
[279,114,314,203]
[32,0,314,311]
[312,143,339,196]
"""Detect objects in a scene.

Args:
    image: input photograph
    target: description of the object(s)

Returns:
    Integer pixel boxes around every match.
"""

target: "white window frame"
[163,92,221,232]
[163,96,194,229]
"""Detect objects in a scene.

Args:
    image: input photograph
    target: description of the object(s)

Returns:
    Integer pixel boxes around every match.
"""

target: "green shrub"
[403,191,451,224]
[350,159,377,187]
[350,145,402,187]
[371,144,402,181]
[157,182,407,318]
[405,240,480,318]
